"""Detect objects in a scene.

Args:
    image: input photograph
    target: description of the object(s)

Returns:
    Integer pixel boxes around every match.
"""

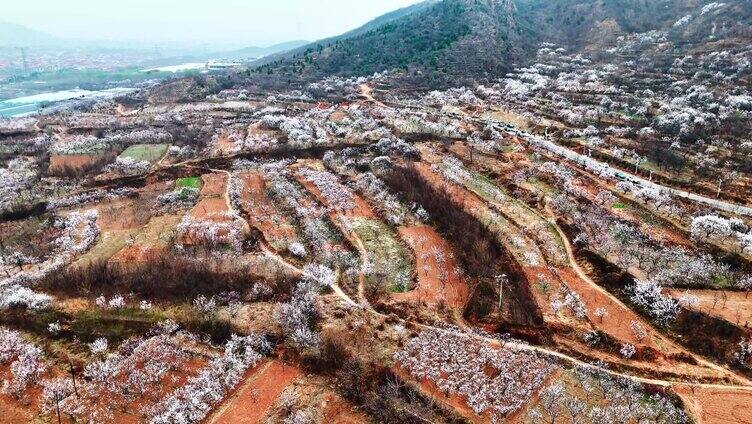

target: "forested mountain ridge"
[255,0,526,86]
[251,0,752,88]
[515,0,752,49]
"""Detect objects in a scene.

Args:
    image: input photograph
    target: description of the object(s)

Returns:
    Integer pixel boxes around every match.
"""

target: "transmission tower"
[19,47,29,75]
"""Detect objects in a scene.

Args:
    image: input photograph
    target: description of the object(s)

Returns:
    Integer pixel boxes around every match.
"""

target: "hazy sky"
[4,0,422,48]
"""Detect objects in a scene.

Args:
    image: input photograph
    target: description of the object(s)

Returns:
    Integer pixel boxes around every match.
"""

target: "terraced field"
[294,164,414,296]
[349,216,412,293]
[4,12,752,421]
[236,171,302,254]
[263,166,349,265]
[109,214,181,264]
[118,143,169,163]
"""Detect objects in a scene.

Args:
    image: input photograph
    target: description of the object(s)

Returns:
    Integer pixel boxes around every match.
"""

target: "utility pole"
[634,156,643,174]
[717,177,724,199]
[718,171,739,199]
[496,274,508,312]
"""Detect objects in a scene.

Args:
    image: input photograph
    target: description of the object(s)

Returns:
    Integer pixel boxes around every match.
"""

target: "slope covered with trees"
[255,0,528,87]
[252,0,752,88]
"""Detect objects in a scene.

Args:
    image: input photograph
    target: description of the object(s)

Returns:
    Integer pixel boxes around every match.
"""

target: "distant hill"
[0,22,58,47]
[228,40,310,59]
[252,0,752,88]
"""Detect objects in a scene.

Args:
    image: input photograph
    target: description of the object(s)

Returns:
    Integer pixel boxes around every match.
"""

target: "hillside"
[515,0,752,49]
[257,0,441,64]
[3,1,752,423]
[255,0,526,86]
[0,22,58,47]
[252,0,752,88]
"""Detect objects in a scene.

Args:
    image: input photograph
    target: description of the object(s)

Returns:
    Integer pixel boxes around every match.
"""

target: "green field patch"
[612,202,628,209]
[70,308,165,345]
[350,217,412,293]
[536,280,550,294]
[0,306,165,358]
[69,229,140,270]
[119,143,169,163]
[176,176,204,190]
[529,177,559,195]
[439,160,566,265]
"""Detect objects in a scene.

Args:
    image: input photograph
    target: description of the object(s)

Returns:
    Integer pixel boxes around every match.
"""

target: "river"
[0,87,134,118]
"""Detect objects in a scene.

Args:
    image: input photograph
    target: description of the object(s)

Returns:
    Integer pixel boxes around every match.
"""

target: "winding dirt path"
[358,84,387,108]
[546,204,752,386]
[349,228,373,309]
[255,231,752,392]
[258,240,359,308]
[208,360,302,424]
[210,168,251,234]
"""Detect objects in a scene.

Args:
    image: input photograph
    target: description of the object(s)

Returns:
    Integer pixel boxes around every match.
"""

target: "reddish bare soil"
[0,364,57,423]
[394,226,468,309]
[247,122,281,138]
[49,153,105,172]
[556,267,670,351]
[212,135,237,155]
[92,199,141,231]
[189,173,232,219]
[393,367,490,423]
[200,173,227,197]
[328,110,349,124]
[321,391,370,424]
[108,214,181,264]
[208,360,302,424]
[190,197,231,218]
[667,289,752,328]
[0,395,35,424]
[238,171,299,250]
[109,244,165,264]
[674,384,752,424]
[179,173,236,246]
